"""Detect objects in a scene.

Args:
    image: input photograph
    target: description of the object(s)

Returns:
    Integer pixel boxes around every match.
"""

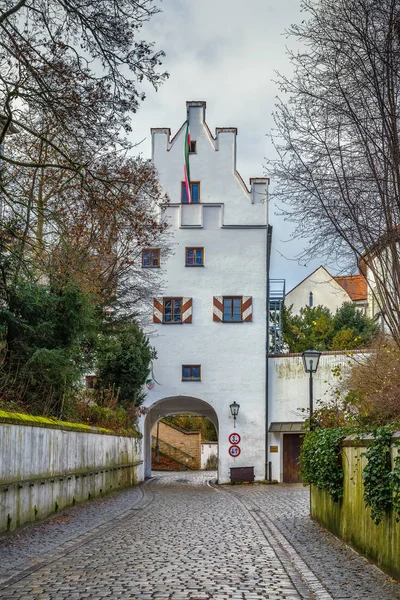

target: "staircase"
[151,436,198,471]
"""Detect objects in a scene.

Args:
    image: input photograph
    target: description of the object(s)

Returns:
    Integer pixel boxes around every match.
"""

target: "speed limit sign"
[229,433,241,445]
[228,445,241,457]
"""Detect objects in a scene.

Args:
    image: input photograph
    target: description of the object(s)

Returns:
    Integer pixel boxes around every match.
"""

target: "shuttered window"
[213,296,253,322]
[153,298,193,324]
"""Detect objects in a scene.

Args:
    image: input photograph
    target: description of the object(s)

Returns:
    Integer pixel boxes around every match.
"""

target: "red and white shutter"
[182,297,192,323]
[213,296,223,322]
[153,298,163,323]
[242,296,253,322]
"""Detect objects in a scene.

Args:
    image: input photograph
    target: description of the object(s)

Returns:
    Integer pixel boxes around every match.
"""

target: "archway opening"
[143,396,219,479]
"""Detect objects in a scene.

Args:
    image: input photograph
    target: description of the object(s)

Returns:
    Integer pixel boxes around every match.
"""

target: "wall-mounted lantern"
[229,401,240,429]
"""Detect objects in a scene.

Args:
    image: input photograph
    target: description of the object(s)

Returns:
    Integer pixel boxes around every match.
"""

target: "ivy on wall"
[389,452,400,521]
[362,426,392,524]
[300,428,348,501]
[300,426,400,523]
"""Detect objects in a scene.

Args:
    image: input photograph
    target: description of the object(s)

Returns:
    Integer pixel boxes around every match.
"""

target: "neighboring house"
[285,265,368,315]
[140,101,269,484]
[359,250,393,330]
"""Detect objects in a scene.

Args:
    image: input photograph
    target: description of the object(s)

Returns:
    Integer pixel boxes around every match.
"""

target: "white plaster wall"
[144,102,268,484]
[0,425,141,482]
[285,267,351,315]
[267,352,364,481]
[0,423,142,533]
[201,442,218,469]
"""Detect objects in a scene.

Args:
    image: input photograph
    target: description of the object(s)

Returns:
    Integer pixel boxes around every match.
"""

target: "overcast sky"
[130,0,326,291]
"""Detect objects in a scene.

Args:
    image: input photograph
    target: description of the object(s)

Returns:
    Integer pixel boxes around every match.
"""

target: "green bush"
[300,428,349,501]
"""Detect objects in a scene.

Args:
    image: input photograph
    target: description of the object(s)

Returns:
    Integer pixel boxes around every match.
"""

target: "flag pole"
[184,121,191,204]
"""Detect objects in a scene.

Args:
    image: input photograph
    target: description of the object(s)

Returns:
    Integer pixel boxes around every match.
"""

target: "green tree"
[282,302,378,352]
[282,305,334,352]
[96,323,154,407]
[0,278,97,414]
[332,303,379,349]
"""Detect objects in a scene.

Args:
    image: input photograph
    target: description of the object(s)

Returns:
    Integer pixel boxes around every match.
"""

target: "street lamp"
[302,348,321,430]
[229,401,240,429]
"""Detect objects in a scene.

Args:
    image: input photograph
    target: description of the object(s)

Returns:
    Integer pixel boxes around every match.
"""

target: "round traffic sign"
[229,433,241,445]
[229,445,241,457]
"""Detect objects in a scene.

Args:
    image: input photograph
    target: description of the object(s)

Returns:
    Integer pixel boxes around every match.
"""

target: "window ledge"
[185,264,205,267]
[221,321,244,324]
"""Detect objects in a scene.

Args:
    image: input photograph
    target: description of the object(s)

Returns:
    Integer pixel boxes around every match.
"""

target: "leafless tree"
[268,0,400,345]
[0,0,167,187]
[0,1,170,315]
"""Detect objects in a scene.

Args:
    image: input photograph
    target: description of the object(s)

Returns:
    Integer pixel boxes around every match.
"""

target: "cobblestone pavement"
[226,483,400,600]
[0,472,398,599]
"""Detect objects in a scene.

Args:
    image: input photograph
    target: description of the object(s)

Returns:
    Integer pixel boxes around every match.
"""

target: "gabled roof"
[286,265,336,296]
[333,275,367,301]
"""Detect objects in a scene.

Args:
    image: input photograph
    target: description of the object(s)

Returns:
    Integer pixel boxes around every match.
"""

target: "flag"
[184,121,191,203]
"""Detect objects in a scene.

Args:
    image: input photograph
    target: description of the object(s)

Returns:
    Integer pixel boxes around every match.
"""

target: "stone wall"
[311,435,400,579]
[151,421,201,469]
[0,420,142,533]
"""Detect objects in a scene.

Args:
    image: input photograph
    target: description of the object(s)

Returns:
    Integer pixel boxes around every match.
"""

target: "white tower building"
[141,101,269,484]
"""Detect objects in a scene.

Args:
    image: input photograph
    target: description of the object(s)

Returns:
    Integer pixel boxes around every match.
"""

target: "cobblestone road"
[0,472,399,599]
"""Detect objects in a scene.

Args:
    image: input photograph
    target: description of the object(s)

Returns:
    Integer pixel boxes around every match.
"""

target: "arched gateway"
[143,396,218,479]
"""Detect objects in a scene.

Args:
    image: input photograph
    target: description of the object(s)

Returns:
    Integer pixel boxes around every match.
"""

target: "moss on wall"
[0,409,141,437]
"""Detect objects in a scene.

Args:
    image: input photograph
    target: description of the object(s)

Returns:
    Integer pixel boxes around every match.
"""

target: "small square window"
[223,297,242,322]
[182,182,200,203]
[142,248,160,268]
[189,141,197,154]
[182,365,201,381]
[186,247,204,266]
[164,298,182,323]
[85,376,96,389]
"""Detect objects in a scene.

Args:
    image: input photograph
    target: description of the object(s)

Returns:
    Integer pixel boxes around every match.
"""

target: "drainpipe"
[265,225,273,480]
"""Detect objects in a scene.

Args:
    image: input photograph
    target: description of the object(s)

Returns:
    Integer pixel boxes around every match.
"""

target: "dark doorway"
[283,434,302,483]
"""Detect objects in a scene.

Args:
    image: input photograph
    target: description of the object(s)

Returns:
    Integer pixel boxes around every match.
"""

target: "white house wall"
[285,267,351,315]
[268,352,364,482]
[143,102,269,484]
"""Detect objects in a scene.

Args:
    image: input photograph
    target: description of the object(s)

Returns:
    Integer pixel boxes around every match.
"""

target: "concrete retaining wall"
[0,422,143,533]
[311,435,400,579]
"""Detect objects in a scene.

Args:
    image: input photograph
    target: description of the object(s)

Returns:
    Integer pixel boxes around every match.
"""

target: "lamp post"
[302,348,321,430]
[229,401,240,429]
